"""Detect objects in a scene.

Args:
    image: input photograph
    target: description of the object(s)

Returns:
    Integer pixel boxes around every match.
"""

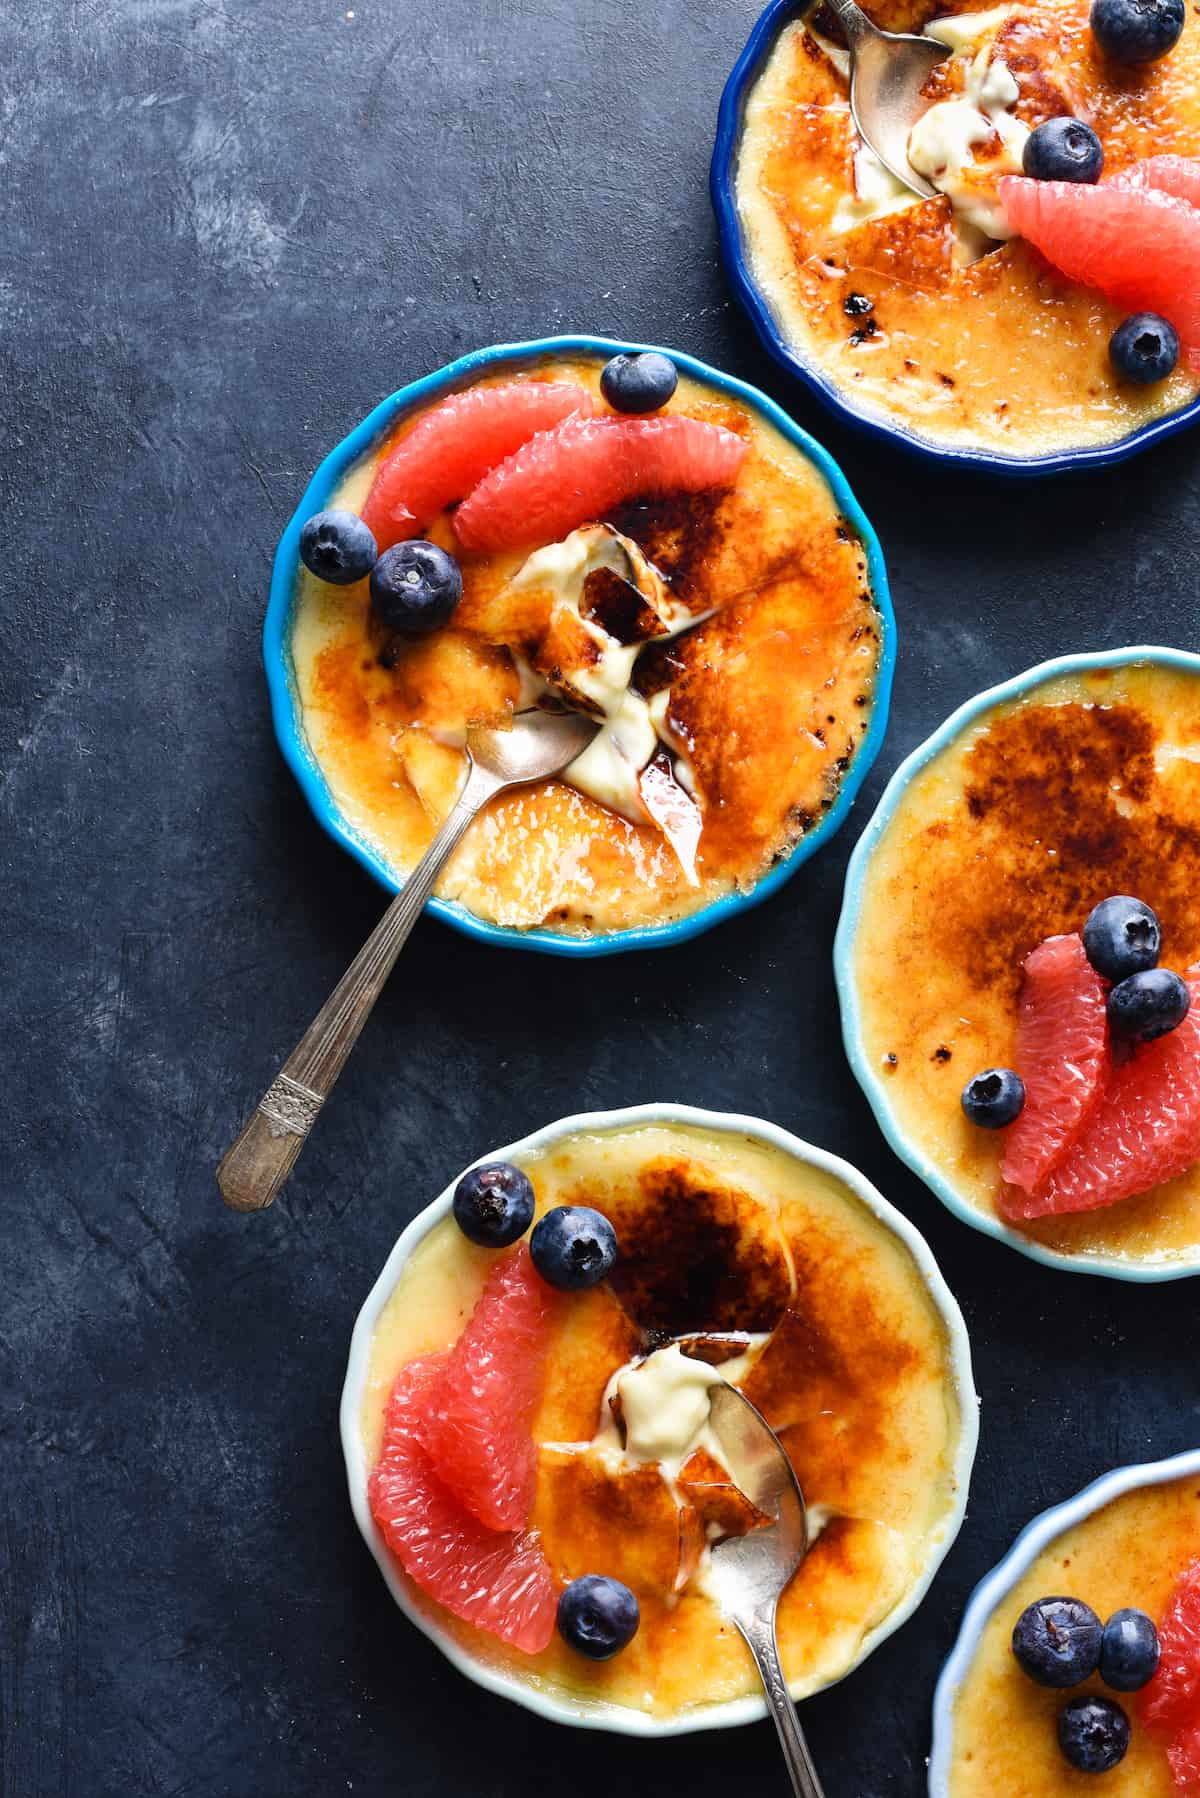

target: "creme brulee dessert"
[733,0,1200,458]
[941,1472,1200,1792]
[844,656,1200,1270]
[289,351,884,937]
[355,1120,973,1720]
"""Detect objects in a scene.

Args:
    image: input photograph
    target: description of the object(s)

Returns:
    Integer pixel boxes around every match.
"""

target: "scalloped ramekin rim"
[929,1446,1200,1793]
[339,1101,979,1736]
[710,0,1200,479]
[262,333,896,958]
[834,644,1200,1283]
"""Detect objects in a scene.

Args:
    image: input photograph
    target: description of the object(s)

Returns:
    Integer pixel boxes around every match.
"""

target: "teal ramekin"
[264,334,896,956]
[834,645,1200,1281]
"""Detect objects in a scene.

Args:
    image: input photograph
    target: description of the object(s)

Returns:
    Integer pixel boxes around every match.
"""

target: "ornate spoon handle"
[217,760,500,1212]
[733,1607,827,1798]
[820,0,879,48]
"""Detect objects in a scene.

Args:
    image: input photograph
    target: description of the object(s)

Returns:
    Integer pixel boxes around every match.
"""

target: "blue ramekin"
[263,334,896,957]
[929,1448,1200,1792]
[711,0,1200,478]
[834,645,1200,1282]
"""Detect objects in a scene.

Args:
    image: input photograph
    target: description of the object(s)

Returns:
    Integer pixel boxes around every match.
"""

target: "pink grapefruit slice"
[1142,1557,1200,1738]
[368,1351,558,1653]
[453,413,749,553]
[1001,970,1200,1221]
[1114,155,1200,211]
[1000,933,1109,1196]
[999,176,1200,370]
[423,1244,558,1531]
[360,380,594,552]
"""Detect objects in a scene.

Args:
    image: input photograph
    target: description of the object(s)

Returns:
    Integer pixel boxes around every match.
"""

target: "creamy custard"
[290,357,882,936]
[734,0,1200,458]
[360,1122,970,1719]
[945,1474,1200,1793]
[848,660,1200,1267]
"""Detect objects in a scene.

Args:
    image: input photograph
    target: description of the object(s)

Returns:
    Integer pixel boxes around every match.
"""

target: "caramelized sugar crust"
[290,359,881,935]
[360,1124,964,1716]
[851,662,1200,1263]
[735,0,1200,457]
[948,1476,1200,1795]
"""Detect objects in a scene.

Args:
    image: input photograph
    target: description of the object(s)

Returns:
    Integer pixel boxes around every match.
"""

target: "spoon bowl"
[467,707,597,786]
[848,26,948,197]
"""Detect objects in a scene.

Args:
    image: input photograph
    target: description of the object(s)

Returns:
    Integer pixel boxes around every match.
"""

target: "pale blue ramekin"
[263,334,895,956]
[711,0,1200,477]
[929,1448,1200,1792]
[834,645,1200,1282]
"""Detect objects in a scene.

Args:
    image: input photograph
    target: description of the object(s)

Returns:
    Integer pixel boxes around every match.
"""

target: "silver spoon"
[217,708,597,1213]
[820,0,949,199]
[706,1384,828,1798]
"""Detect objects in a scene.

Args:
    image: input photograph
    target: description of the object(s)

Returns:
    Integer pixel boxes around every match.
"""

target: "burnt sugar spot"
[593,1158,793,1336]
[604,491,725,605]
[941,699,1200,1000]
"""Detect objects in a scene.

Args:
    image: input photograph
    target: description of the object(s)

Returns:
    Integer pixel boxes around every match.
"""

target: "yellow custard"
[945,1474,1200,1794]
[734,0,1200,458]
[290,357,883,936]
[359,1121,971,1720]
[847,659,1200,1267]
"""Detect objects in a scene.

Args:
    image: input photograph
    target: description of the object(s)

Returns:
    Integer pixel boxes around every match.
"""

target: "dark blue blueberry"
[1058,1696,1131,1773]
[557,1575,640,1659]
[961,1068,1026,1128]
[299,509,378,585]
[1108,967,1191,1042]
[1022,117,1105,183]
[1091,0,1184,61]
[1100,1608,1161,1691]
[1012,1597,1103,1687]
[369,540,463,636]
[1083,895,1162,981]
[452,1161,535,1248]
[600,352,679,414]
[530,1205,617,1291]
[1110,312,1180,384]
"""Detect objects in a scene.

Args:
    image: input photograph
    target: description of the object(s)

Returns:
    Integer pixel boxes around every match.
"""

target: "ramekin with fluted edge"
[263,334,895,957]
[929,1448,1200,1793]
[340,1101,979,1735]
[834,644,1200,1284]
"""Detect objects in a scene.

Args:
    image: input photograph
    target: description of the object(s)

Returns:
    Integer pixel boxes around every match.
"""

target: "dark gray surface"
[4,2,1200,1793]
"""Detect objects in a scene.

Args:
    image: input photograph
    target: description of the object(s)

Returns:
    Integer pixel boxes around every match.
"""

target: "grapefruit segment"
[423,1244,558,1531]
[1167,1717,1200,1792]
[453,413,749,553]
[360,381,594,552]
[1001,933,1109,1195]
[1001,970,1200,1221]
[1114,156,1200,212]
[1141,1557,1200,1737]
[368,1351,558,1654]
[998,176,1200,370]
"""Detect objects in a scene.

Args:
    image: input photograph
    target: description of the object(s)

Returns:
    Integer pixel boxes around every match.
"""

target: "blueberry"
[452,1161,535,1248]
[530,1205,617,1291]
[369,540,463,636]
[1082,895,1162,981]
[1058,1696,1131,1773]
[1108,967,1191,1042]
[600,352,679,414]
[557,1575,640,1659]
[1022,117,1104,184]
[1091,0,1184,61]
[1012,1597,1103,1687]
[1110,312,1180,385]
[961,1068,1026,1128]
[299,509,378,585]
[1100,1608,1160,1691]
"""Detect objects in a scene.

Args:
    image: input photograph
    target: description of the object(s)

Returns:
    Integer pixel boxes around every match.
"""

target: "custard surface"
[848,660,1200,1267]
[945,1474,1200,1794]
[290,357,882,936]
[360,1122,969,1719]
[734,0,1200,459]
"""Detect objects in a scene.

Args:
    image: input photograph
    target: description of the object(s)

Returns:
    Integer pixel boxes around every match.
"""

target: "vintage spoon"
[821,0,949,199]
[217,708,597,1214]
[706,1384,828,1798]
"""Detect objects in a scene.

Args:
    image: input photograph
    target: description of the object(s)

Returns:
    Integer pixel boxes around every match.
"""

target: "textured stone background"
[4,1,1200,1793]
